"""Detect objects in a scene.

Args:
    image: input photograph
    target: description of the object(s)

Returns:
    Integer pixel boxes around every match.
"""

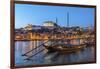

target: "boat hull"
[44,44,86,53]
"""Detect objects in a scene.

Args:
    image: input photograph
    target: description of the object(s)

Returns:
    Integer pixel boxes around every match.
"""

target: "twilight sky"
[15,4,95,29]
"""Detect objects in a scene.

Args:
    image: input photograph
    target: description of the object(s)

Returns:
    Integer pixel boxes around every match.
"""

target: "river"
[15,40,95,66]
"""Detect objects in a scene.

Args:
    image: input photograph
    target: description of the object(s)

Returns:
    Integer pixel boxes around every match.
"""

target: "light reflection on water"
[15,41,95,66]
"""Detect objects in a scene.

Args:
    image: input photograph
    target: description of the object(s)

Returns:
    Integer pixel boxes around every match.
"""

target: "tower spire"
[56,17,58,24]
[67,12,69,27]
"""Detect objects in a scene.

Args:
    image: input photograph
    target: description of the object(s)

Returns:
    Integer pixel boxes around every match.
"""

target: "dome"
[43,21,58,27]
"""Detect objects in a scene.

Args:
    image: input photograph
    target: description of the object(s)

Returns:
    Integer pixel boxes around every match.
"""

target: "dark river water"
[15,41,95,66]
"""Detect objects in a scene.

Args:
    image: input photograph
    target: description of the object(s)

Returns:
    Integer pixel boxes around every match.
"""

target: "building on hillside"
[24,24,42,31]
[43,21,58,27]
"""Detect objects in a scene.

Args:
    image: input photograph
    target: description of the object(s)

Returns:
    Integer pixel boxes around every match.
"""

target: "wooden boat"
[44,44,86,53]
